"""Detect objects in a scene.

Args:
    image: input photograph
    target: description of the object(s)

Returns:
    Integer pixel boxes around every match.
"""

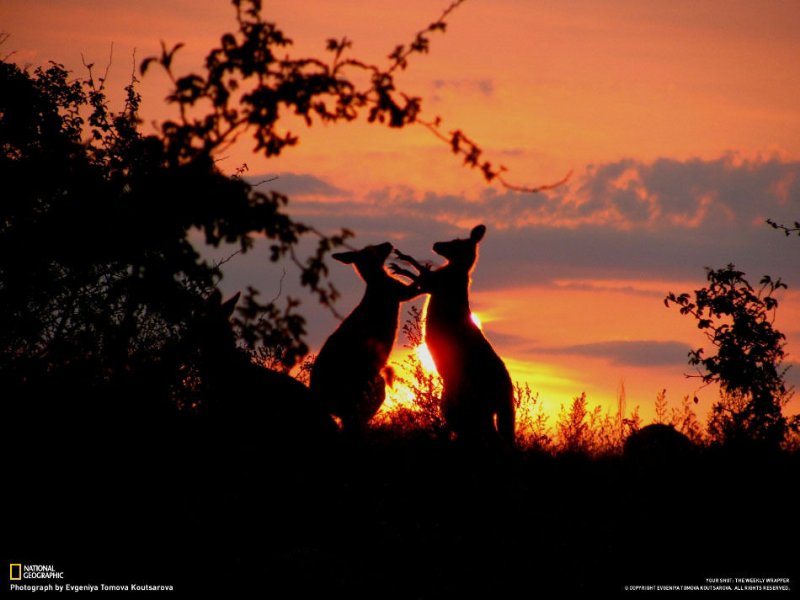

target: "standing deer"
[185,290,337,453]
[310,242,421,435]
[393,225,515,447]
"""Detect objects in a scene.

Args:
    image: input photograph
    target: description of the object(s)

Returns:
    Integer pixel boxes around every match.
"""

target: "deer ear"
[207,288,223,308]
[333,251,357,264]
[470,224,486,243]
[221,292,241,319]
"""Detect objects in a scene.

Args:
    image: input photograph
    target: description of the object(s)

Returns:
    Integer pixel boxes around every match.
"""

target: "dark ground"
[5,400,798,597]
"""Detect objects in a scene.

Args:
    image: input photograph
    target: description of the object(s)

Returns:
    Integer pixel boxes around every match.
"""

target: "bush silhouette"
[2,0,559,404]
[666,265,796,450]
[623,423,695,464]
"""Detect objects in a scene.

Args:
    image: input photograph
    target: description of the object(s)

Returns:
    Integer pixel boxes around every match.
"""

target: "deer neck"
[360,275,400,309]
[348,277,401,336]
[427,266,472,325]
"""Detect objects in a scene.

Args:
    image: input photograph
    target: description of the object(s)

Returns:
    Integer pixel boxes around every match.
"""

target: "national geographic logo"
[8,564,175,593]
[8,563,64,580]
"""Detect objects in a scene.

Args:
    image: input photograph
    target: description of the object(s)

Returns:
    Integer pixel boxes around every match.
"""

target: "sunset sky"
[5,0,800,422]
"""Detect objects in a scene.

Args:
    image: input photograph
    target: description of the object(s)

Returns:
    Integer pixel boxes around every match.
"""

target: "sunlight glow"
[470,312,483,330]
[416,343,438,374]
[376,381,417,418]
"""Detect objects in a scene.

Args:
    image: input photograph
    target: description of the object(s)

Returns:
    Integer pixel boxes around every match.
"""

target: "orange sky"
[4,0,800,423]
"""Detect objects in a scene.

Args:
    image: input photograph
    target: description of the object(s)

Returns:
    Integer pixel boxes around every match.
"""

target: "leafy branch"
[142,0,566,194]
[419,118,573,192]
[766,218,800,237]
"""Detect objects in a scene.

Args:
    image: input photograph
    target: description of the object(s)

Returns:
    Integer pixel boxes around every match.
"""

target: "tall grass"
[320,308,799,454]
[370,308,707,454]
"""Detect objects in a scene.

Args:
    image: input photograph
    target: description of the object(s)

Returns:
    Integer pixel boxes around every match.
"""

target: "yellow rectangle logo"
[10,564,22,581]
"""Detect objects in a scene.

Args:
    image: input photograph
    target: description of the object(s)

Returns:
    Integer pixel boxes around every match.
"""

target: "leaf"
[140,57,156,75]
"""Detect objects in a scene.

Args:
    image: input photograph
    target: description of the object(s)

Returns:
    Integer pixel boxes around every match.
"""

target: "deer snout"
[433,240,455,259]
[376,242,394,261]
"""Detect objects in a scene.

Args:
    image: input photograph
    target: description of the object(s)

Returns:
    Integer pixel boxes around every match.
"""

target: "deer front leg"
[393,249,427,273]
[396,278,426,301]
[388,263,420,282]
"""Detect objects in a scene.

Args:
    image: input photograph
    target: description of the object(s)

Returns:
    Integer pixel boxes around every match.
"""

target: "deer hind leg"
[336,373,386,437]
[494,393,516,447]
[359,373,387,425]
[442,389,495,444]
[441,391,462,435]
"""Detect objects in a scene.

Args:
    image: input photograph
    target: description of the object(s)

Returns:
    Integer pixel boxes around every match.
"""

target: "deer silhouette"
[392,225,515,446]
[185,290,336,453]
[310,242,421,435]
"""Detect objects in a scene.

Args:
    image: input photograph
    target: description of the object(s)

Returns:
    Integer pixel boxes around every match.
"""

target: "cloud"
[289,153,800,233]
[247,172,347,198]
[485,330,691,369]
[212,155,800,352]
[282,154,800,289]
[572,154,800,229]
[545,340,692,368]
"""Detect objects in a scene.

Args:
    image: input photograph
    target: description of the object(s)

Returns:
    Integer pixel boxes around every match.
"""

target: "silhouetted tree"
[666,265,796,449]
[2,0,561,410]
[0,0,471,395]
[0,56,320,395]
